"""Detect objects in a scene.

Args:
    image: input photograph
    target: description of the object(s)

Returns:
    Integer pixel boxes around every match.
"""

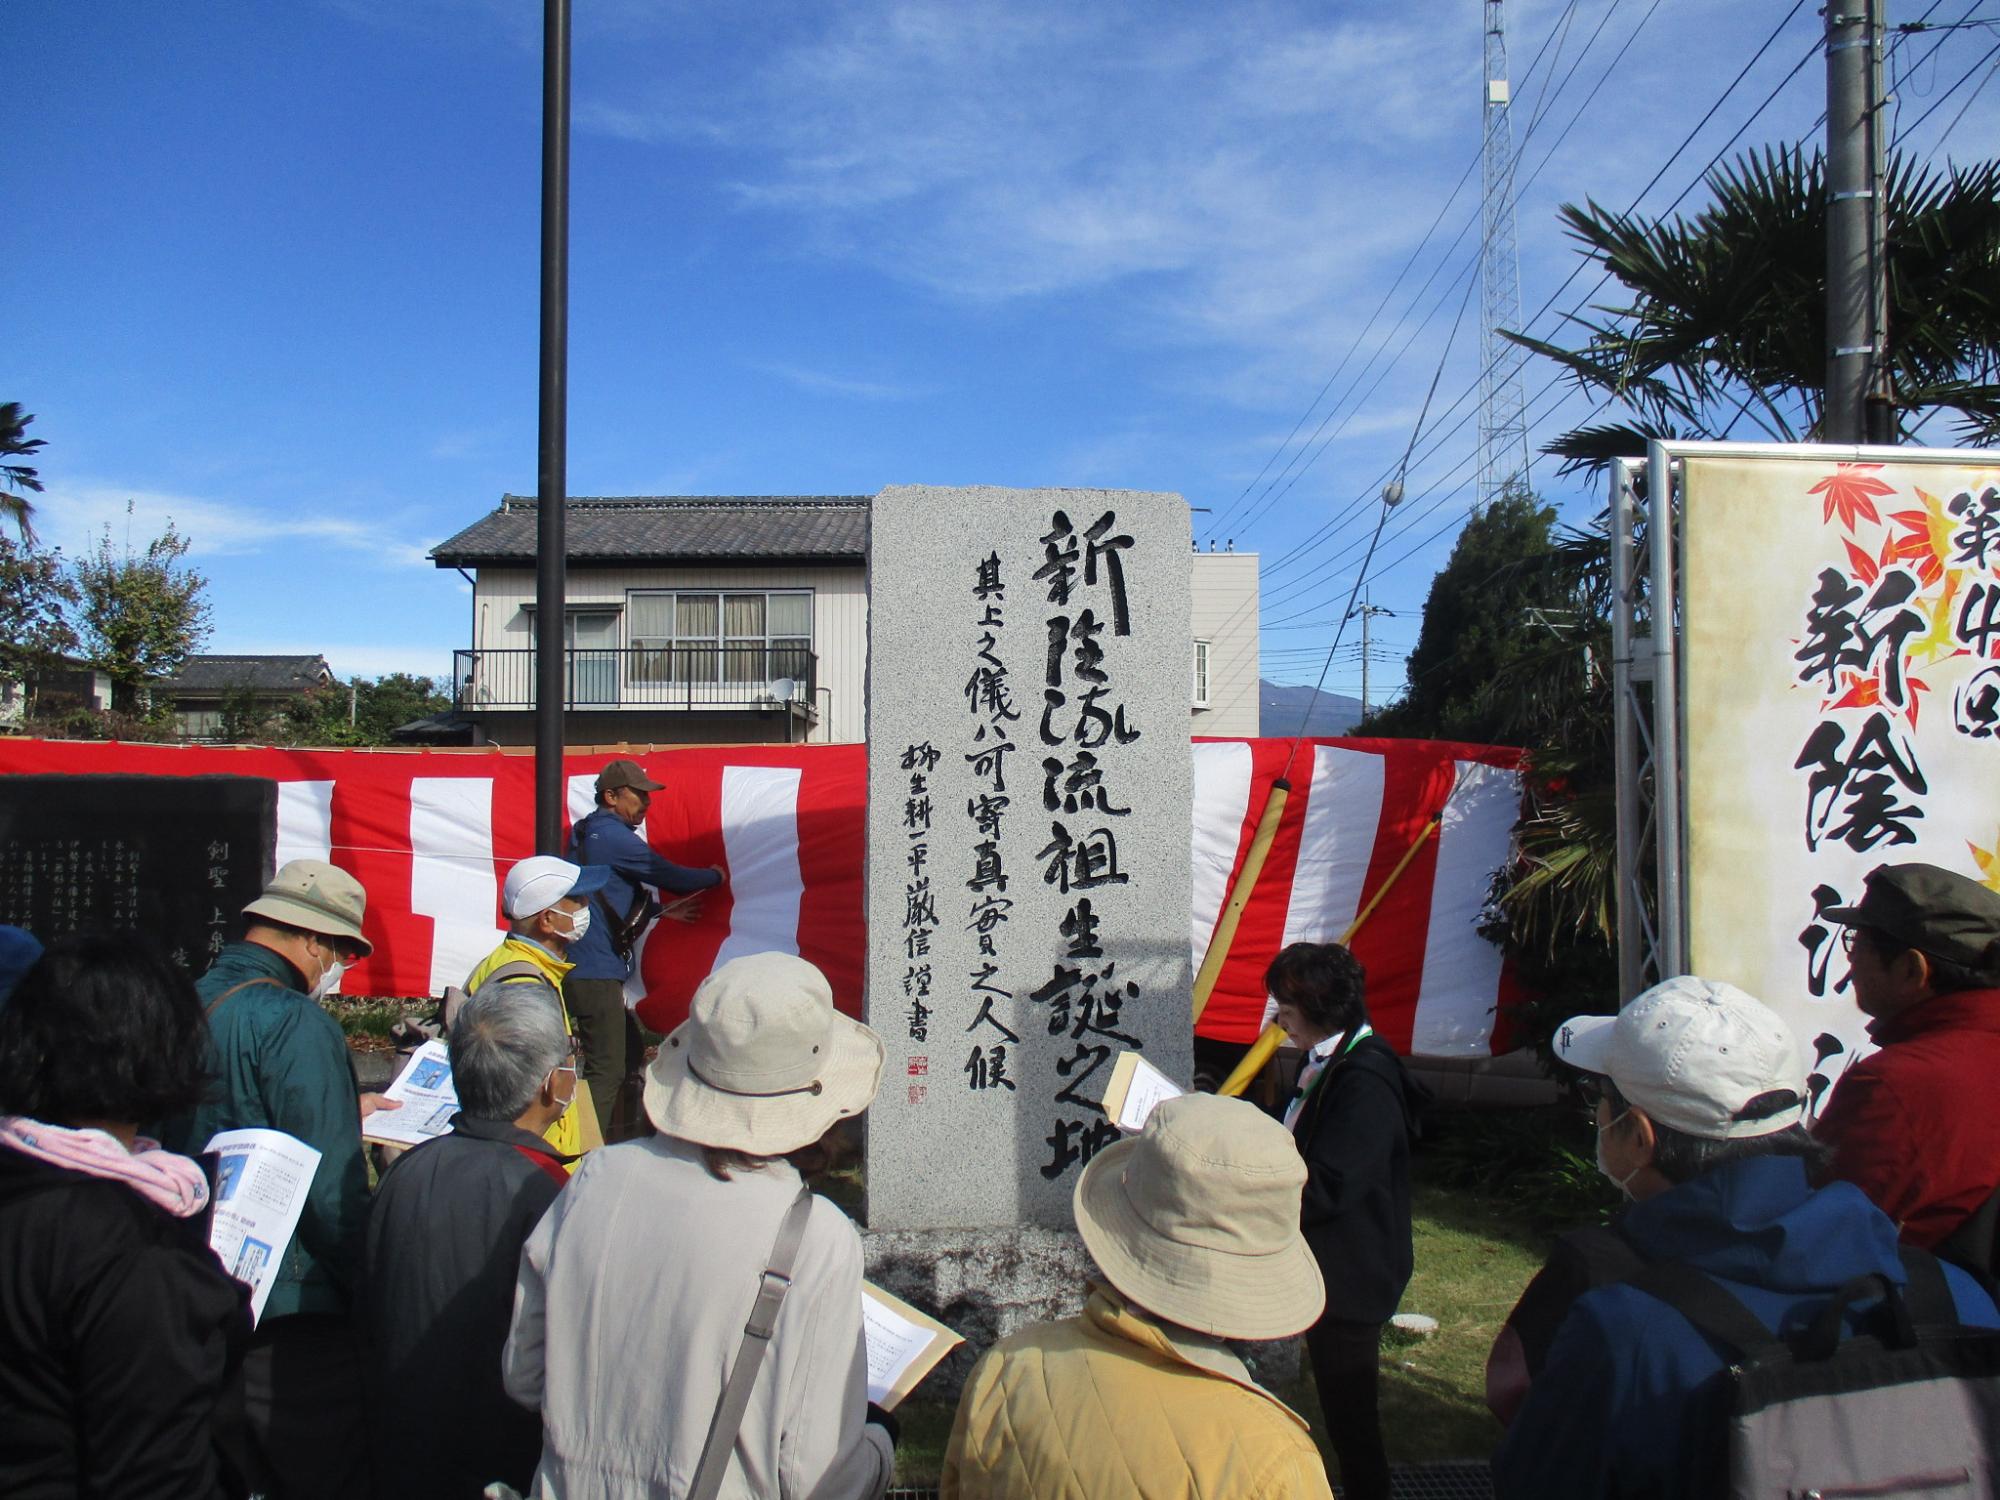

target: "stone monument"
[864,485,1195,1237]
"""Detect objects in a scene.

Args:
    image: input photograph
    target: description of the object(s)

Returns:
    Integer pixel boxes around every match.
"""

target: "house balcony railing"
[452,646,817,714]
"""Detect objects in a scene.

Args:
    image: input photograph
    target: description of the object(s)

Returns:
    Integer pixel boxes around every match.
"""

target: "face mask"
[555,906,592,943]
[1594,1109,1645,1198]
[309,957,346,1000]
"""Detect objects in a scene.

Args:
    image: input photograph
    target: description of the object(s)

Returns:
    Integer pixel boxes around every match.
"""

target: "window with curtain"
[628,594,675,683]
[624,590,811,687]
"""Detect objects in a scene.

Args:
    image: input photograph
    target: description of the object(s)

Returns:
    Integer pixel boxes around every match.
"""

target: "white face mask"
[309,957,346,1000]
[553,906,591,944]
[1595,1109,1645,1199]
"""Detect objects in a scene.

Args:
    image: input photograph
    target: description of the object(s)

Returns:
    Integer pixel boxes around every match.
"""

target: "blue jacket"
[1493,1154,2000,1500]
[564,806,723,981]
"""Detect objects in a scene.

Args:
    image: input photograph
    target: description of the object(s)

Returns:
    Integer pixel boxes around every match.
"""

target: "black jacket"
[362,1114,569,1499]
[1289,1033,1425,1323]
[0,1145,251,1499]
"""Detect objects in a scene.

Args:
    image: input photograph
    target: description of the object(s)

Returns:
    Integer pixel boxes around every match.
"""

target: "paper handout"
[861,1281,964,1410]
[362,1039,461,1149]
[204,1127,321,1325]
[1101,1050,1184,1133]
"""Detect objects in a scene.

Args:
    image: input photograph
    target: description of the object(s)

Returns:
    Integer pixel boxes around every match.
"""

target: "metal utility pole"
[534,0,571,855]
[1825,0,1892,444]
[1479,0,1532,509]
[1348,595,1396,718]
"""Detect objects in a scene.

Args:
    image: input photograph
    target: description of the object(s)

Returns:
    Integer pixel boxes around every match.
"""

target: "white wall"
[1189,551,1259,737]
[471,565,868,743]
[470,549,1249,745]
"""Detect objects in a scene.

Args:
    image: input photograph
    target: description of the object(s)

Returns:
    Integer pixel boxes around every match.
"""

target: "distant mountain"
[1258,678,1365,738]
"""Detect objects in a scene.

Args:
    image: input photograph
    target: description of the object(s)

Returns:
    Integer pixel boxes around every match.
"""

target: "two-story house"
[430,493,1257,746]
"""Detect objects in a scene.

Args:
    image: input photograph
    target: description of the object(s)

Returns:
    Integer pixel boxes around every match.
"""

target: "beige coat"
[502,1135,893,1500]
[942,1289,1333,1500]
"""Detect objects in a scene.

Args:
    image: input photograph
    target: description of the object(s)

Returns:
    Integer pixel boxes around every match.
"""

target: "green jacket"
[166,941,368,1321]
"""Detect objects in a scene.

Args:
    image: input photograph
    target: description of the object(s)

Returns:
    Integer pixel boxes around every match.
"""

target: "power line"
[1264,8,1832,624]
[1203,0,1626,543]
[1230,0,1668,546]
[1255,3,1819,590]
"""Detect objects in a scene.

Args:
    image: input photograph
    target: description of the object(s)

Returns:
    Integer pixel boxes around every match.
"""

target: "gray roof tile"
[431,494,871,567]
[163,655,334,693]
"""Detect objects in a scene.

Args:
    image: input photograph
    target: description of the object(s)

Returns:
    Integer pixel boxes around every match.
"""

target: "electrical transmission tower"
[1478,0,1532,510]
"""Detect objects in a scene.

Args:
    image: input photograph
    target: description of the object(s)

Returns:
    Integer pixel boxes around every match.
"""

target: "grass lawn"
[886,1158,1579,1486]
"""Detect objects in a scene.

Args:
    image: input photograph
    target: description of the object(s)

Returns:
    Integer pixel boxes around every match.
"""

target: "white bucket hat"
[1072,1092,1325,1341]
[242,860,373,956]
[1553,975,1809,1140]
[643,951,884,1154]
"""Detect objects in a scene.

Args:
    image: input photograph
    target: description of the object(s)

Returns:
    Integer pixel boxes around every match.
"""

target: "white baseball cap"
[1553,975,1808,1140]
[503,856,611,920]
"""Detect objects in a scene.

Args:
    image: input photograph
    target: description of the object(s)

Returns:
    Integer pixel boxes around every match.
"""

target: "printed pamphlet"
[203,1127,320,1326]
[362,1039,461,1149]
[861,1281,964,1410]
[1101,1050,1184,1133]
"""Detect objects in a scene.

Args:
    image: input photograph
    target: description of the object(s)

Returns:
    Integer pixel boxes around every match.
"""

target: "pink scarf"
[0,1115,211,1218]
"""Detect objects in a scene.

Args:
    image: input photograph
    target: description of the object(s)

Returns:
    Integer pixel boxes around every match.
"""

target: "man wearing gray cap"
[566,758,725,1141]
[1816,861,2000,1256]
[1493,976,2000,1499]
[167,858,383,1500]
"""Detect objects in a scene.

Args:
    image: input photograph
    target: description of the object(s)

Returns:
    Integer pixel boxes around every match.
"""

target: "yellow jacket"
[941,1288,1333,1500]
[463,937,601,1157]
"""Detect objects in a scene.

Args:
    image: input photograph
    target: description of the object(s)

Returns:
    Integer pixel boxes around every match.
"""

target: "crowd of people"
[1,742,1997,1499]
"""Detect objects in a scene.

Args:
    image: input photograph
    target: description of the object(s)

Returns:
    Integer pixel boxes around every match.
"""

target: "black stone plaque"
[0,775,278,971]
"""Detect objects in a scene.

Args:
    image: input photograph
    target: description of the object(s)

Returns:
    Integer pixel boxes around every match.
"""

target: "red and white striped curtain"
[0,736,1524,1056]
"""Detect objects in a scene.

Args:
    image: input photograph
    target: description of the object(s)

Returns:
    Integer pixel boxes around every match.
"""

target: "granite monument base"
[860,1224,1302,1401]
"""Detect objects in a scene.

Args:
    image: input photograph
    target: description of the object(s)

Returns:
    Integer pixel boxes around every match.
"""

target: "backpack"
[438,959,543,1035]
[1937,1184,2000,1295]
[1629,1247,2000,1499]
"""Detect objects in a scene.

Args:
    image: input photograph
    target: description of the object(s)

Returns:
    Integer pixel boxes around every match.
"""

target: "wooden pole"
[1191,778,1292,1023]
[1216,808,1444,1099]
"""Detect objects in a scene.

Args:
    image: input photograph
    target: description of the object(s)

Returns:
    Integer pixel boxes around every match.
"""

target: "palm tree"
[1509,147,2000,472]
[1,403,46,542]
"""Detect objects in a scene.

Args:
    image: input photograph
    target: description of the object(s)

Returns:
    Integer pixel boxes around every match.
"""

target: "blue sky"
[10,0,1996,695]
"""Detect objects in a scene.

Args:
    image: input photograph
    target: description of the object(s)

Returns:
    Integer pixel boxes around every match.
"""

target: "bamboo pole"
[1191,779,1292,1023]
[1216,808,1444,1099]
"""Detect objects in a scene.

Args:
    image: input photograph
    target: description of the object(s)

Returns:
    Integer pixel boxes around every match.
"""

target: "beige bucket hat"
[644,951,884,1154]
[242,860,373,956]
[1073,1091,1325,1341]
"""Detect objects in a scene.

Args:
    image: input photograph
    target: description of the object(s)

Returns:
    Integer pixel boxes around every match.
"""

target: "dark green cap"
[1825,862,2000,979]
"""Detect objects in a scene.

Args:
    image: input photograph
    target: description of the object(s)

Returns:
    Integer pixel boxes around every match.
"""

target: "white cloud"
[750,361,936,402]
[38,483,435,569]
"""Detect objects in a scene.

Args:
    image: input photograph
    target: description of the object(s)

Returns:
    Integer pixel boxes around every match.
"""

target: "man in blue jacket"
[1494,975,2000,1500]
[566,758,724,1140]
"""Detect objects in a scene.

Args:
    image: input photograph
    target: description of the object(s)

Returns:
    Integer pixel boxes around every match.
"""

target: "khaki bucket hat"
[242,860,373,956]
[1073,1092,1325,1341]
[644,951,884,1154]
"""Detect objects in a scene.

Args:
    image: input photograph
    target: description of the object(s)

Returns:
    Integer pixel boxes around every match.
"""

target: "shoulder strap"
[1555,1223,1650,1286]
[204,976,285,1019]
[1896,1244,1961,1326]
[1626,1262,1789,1364]
[686,1186,817,1500]
[484,960,548,988]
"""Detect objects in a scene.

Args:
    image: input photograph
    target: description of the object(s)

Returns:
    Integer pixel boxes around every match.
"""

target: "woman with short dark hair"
[0,932,251,1499]
[1265,940,1425,1500]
